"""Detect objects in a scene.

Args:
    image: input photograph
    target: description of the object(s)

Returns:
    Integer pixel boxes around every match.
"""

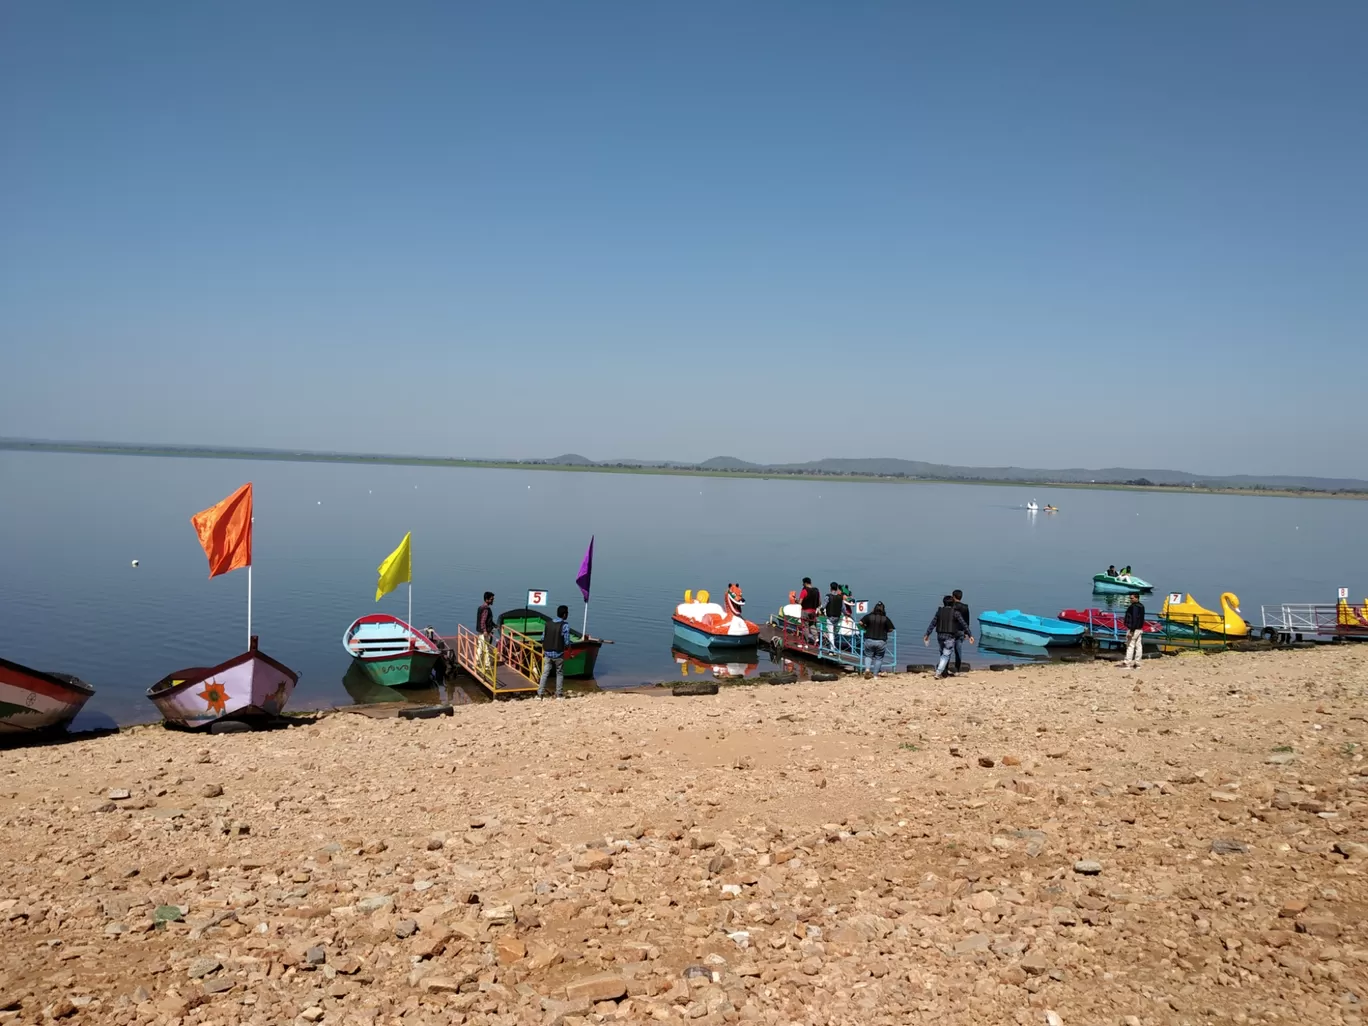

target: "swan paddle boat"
[1,657,95,737]
[673,584,760,649]
[1159,592,1249,639]
[148,636,298,730]
[1337,596,1368,629]
[977,610,1086,648]
[1093,572,1155,595]
[344,613,442,686]
[1026,502,1039,512]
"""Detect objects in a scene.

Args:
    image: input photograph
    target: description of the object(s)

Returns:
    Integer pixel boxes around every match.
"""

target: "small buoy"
[317,501,322,505]
[131,559,139,568]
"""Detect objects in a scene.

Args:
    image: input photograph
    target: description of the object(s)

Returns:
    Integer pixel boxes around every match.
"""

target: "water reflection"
[668,638,833,681]
[340,660,487,707]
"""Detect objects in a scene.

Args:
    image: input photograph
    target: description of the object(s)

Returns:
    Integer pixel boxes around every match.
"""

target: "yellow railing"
[454,626,497,691]
[499,626,543,689]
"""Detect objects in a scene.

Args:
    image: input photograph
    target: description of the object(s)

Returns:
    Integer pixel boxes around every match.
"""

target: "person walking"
[475,591,497,673]
[824,582,844,649]
[860,601,895,678]
[1120,592,1146,668]
[924,595,974,680]
[952,589,970,673]
[537,604,571,700]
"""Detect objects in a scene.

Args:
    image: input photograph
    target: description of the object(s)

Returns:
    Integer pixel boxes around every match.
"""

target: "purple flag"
[575,536,594,602]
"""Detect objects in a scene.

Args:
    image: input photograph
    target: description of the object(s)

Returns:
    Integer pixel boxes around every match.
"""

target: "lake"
[1,451,1363,727]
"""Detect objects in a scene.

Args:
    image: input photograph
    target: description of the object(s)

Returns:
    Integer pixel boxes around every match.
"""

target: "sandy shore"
[2,645,1366,1026]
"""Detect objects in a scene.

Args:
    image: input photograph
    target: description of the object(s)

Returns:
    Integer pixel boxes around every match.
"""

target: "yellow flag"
[375,532,412,601]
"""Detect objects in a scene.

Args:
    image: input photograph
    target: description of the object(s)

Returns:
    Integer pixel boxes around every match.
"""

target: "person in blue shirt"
[537,604,572,700]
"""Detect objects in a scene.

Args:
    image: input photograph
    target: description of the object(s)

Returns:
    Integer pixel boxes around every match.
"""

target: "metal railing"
[499,626,543,688]
[768,612,897,672]
[1070,610,1249,650]
[448,625,544,694]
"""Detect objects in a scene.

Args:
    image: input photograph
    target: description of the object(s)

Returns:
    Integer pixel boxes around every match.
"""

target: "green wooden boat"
[497,608,602,678]
[344,613,443,687]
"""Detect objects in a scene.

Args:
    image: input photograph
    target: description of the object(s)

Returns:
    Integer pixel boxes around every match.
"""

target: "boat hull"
[498,610,602,678]
[977,613,1085,648]
[0,658,95,736]
[672,619,759,649]
[147,642,298,730]
[355,652,440,687]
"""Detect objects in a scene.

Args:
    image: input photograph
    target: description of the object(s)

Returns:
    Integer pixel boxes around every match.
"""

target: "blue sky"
[3,2,1365,476]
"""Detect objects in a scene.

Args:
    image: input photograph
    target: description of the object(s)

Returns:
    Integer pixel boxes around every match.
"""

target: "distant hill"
[3,438,1364,494]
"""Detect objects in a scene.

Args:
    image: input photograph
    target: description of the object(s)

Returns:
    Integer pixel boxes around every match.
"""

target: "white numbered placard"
[1340,588,1350,600]
[854,601,869,614]
[1167,593,1183,605]
[527,589,548,607]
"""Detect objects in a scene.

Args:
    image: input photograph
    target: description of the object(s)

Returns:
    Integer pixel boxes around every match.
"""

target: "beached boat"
[1160,592,1249,639]
[1092,573,1155,595]
[0,657,95,736]
[497,608,602,678]
[1057,609,1161,633]
[147,636,297,730]
[344,613,442,686]
[673,585,760,649]
[977,610,1086,648]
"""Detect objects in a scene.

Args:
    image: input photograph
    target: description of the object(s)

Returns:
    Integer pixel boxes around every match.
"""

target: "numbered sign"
[1167,593,1183,606]
[854,600,869,615]
[1340,588,1350,600]
[527,589,548,607]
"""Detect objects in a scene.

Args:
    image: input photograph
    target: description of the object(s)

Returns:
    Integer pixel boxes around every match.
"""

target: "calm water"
[1,451,1364,727]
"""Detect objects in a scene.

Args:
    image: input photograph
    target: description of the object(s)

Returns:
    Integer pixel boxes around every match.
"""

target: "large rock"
[564,974,628,1003]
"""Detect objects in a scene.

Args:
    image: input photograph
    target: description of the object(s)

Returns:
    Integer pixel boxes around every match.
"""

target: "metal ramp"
[447,625,544,696]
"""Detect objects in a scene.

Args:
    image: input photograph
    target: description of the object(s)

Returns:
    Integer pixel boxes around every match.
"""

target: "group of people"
[474,591,574,700]
[923,589,974,679]
[794,578,895,678]
[1106,564,1134,578]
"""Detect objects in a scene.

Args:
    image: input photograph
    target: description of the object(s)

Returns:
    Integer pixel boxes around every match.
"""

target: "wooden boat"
[497,608,602,678]
[344,613,441,687]
[1057,609,1161,633]
[1092,572,1155,595]
[673,585,760,649]
[0,657,95,736]
[1159,592,1249,639]
[147,636,297,730]
[977,610,1086,648]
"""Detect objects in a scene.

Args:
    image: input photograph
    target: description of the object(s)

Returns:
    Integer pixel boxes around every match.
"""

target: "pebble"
[1072,860,1102,875]
[187,956,221,979]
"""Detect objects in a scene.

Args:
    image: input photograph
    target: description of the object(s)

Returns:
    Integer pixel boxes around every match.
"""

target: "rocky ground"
[2,644,1366,1026]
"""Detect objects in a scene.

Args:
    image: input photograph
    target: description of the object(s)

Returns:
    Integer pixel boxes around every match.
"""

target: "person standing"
[924,595,974,680]
[1121,592,1146,668]
[537,604,571,700]
[952,589,970,674]
[475,591,497,673]
[798,577,821,641]
[824,582,844,649]
[860,601,894,678]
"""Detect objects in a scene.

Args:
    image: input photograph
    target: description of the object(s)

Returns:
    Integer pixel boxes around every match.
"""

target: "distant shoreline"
[5,439,1365,500]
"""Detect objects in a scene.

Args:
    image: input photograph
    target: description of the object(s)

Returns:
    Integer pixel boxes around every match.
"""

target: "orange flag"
[191,483,253,578]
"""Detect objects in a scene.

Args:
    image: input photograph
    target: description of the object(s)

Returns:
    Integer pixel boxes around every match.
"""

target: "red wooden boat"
[1057,609,1161,633]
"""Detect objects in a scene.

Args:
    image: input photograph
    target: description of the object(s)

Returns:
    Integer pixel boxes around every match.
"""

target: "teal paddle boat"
[1093,572,1154,595]
[977,610,1086,648]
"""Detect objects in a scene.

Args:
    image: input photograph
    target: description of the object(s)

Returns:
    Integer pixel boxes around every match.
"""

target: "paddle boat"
[1026,502,1039,512]
[1159,592,1249,639]
[1044,505,1058,513]
[1057,608,1161,633]
[148,636,298,730]
[672,636,760,678]
[1337,596,1368,630]
[673,584,760,649]
[1092,572,1155,595]
[1,657,95,737]
[344,613,442,686]
[977,610,1086,648]
[497,608,602,678]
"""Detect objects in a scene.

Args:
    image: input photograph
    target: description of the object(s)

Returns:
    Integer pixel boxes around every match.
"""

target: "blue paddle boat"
[977,610,1086,648]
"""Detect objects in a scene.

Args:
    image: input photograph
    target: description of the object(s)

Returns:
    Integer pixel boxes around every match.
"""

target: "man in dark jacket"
[1121,593,1146,668]
[476,591,497,672]
[952,589,970,673]
[537,604,572,700]
[860,602,895,678]
[924,595,974,680]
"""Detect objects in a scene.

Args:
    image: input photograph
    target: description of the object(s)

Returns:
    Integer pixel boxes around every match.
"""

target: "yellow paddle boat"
[1160,591,1249,639]
[1338,596,1368,628]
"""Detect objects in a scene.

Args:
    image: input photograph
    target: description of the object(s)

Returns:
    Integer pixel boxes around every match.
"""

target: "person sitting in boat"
[1107,565,1118,578]
[1120,565,1132,578]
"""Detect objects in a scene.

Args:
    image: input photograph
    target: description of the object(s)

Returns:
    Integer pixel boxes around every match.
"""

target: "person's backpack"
[936,605,958,635]
[826,594,844,618]
[542,618,565,653]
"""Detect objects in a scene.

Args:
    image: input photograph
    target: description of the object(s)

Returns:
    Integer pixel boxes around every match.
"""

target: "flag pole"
[582,600,589,638]
[247,565,253,647]
[408,580,413,626]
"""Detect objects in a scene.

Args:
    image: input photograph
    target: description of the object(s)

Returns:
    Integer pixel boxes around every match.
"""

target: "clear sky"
[3,2,1365,477]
